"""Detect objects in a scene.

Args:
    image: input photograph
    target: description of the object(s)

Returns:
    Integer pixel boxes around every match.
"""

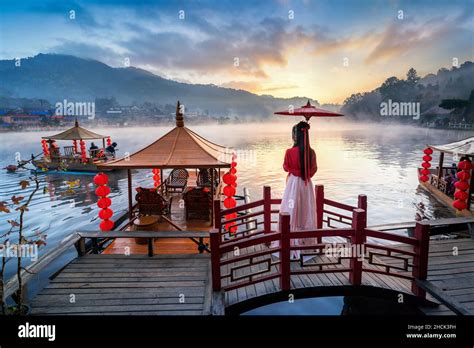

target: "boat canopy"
[429,136,474,156]
[98,101,233,169]
[42,120,109,140]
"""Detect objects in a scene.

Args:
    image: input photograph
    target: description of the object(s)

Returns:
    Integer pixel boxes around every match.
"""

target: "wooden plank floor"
[221,237,474,315]
[30,254,211,315]
[104,191,212,255]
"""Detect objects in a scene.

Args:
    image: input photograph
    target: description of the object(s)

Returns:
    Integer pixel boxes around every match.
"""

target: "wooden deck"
[220,238,474,315]
[30,253,212,315]
[104,190,212,255]
[27,235,474,315]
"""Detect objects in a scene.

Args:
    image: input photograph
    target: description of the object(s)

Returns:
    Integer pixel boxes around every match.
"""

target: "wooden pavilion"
[98,101,234,253]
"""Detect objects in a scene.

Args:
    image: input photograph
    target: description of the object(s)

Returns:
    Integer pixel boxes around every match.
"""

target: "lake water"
[0,121,473,303]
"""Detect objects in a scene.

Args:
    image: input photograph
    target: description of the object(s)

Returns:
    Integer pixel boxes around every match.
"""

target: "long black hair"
[292,121,312,182]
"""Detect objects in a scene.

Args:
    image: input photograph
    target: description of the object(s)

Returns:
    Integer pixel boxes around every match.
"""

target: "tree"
[0,173,47,314]
[439,99,469,110]
[379,76,403,101]
[406,68,420,85]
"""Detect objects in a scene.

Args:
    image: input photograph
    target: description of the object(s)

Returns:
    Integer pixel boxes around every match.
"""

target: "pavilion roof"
[98,101,233,169]
[42,120,108,140]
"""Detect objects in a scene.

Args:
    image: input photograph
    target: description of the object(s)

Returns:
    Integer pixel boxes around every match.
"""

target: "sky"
[0,0,473,104]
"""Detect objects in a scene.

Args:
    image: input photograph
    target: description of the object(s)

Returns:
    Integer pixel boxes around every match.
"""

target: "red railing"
[210,185,430,298]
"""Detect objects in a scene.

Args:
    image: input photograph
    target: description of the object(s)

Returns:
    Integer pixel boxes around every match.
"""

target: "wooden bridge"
[5,185,474,315]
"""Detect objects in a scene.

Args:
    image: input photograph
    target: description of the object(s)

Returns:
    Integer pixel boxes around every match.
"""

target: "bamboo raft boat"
[32,120,116,172]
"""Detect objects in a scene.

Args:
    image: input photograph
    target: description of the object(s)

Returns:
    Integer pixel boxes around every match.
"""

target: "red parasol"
[274,100,343,121]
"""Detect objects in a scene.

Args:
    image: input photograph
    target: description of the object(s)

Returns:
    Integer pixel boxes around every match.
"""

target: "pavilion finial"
[176,100,184,127]
[75,118,79,127]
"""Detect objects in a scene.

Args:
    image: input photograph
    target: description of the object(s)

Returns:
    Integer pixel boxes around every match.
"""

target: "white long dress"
[275,173,317,259]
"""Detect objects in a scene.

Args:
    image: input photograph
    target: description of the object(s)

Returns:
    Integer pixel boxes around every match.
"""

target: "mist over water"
[0,121,473,280]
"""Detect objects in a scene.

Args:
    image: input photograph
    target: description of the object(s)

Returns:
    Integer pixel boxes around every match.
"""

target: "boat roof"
[98,101,233,169]
[42,120,108,140]
[429,136,474,156]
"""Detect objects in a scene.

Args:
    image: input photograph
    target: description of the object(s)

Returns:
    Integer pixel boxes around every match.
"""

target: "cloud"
[120,17,298,79]
[364,14,472,64]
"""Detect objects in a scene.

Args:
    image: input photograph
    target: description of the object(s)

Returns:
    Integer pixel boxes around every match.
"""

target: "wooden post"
[147,238,154,257]
[315,185,324,244]
[127,169,133,221]
[349,208,366,285]
[315,185,324,229]
[76,238,86,256]
[211,168,215,222]
[263,186,271,234]
[210,229,221,291]
[160,169,164,196]
[437,152,444,189]
[279,213,291,291]
[468,166,474,211]
[412,222,430,298]
[358,194,367,212]
[213,199,221,230]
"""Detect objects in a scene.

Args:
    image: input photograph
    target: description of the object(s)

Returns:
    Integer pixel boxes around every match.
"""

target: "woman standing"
[280,121,318,259]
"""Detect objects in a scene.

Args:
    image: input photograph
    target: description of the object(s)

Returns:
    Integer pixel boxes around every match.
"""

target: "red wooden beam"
[263,186,272,235]
[315,185,324,244]
[213,199,221,230]
[220,199,265,215]
[411,222,430,298]
[365,229,419,246]
[349,208,366,285]
[209,229,222,291]
[279,212,291,291]
[324,198,357,211]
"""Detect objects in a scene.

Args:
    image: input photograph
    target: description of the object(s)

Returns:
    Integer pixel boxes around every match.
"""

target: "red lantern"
[420,169,430,175]
[454,190,469,200]
[100,219,114,231]
[223,185,236,197]
[455,181,470,191]
[95,185,111,197]
[230,167,237,175]
[152,168,161,188]
[223,173,236,185]
[93,173,109,185]
[457,171,471,181]
[453,200,467,211]
[423,148,433,155]
[223,197,237,209]
[225,212,237,220]
[94,172,114,231]
[97,197,111,209]
[421,162,431,169]
[458,160,473,170]
[452,160,471,211]
[107,137,112,146]
[422,155,432,162]
[80,140,87,163]
[99,208,114,220]
[419,175,429,182]
[231,161,237,168]
[225,222,237,234]
[73,140,78,153]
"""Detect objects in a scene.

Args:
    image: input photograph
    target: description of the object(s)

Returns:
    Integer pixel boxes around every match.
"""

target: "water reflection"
[0,122,473,281]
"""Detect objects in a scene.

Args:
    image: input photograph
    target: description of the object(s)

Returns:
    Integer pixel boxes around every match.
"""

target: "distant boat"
[418,136,474,216]
[32,120,116,172]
